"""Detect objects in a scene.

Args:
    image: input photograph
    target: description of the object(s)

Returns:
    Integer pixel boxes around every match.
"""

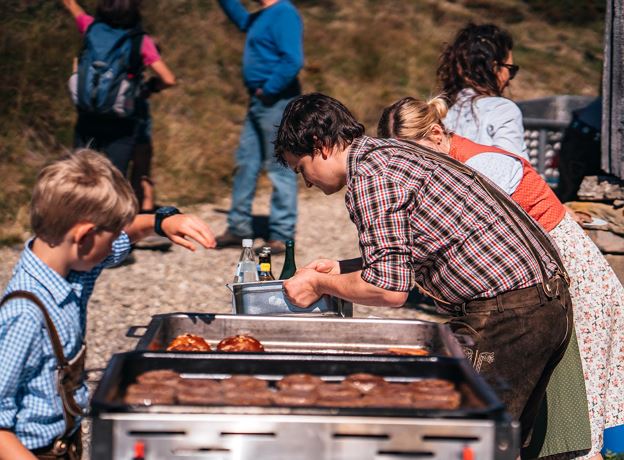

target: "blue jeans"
[227,95,298,241]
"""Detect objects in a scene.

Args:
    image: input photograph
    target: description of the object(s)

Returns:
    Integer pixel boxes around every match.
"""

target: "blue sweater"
[218,0,304,96]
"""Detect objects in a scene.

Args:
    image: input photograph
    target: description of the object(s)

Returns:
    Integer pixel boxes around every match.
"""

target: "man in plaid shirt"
[275,93,572,450]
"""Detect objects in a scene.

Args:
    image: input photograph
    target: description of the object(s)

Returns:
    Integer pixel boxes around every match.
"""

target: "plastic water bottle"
[234,239,259,283]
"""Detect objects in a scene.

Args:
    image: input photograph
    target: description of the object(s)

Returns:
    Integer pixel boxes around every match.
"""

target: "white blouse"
[444,88,529,160]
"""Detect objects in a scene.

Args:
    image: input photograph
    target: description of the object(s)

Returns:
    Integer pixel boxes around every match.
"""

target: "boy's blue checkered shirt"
[0,233,130,449]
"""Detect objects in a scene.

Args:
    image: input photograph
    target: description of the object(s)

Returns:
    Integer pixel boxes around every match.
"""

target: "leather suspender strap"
[0,291,85,450]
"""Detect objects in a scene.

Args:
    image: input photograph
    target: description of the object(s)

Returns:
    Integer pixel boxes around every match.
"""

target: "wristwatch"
[154,206,181,236]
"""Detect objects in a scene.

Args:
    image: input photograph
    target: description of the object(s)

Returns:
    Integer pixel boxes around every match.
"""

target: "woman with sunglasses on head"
[378,96,624,460]
[438,23,527,159]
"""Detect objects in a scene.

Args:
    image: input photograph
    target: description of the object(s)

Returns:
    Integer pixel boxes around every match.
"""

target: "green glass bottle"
[279,240,297,280]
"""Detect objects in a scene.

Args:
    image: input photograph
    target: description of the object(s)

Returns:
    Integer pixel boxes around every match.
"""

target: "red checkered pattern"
[345,136,558,305]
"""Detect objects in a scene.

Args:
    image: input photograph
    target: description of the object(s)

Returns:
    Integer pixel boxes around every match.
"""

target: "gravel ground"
[0,186,443,458]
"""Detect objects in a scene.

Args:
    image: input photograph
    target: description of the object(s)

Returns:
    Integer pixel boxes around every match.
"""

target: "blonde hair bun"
[427,96,448,120]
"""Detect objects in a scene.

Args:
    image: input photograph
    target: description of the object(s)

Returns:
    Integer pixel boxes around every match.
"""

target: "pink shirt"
[76,13,161,67]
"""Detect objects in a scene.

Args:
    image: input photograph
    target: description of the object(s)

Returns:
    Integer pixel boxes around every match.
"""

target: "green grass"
[605,452,624,460]
[0,0,605,243]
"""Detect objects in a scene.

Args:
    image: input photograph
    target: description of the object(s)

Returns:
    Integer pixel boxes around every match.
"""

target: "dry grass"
[0,0,604,244]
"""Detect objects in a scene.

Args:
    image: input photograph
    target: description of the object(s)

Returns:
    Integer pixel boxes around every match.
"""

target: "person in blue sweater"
[216,0,304,255]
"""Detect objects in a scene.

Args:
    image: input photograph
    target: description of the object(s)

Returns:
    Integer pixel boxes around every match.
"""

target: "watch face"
[157,206,177,215]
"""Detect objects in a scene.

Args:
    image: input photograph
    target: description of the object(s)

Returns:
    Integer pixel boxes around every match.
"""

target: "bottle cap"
[261,246,271,254]
[242,239,253,247]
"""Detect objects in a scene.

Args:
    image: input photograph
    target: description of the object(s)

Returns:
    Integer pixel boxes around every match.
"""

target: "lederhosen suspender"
[360,141,569,305]
[0,291,86,459]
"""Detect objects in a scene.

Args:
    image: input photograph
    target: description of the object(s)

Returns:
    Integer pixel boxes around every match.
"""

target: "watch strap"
[154,206,181,237]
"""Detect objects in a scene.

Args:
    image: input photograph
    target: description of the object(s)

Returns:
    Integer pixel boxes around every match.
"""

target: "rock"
[577,175,624,201]
[585,229,624,254]
[606,255,624,285]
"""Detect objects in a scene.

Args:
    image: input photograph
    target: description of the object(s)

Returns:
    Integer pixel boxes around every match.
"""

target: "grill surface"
[128,313,466,357]
[90,353,519,460]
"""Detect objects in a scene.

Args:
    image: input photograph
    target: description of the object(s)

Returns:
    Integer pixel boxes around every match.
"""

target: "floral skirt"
[549,213,624,458]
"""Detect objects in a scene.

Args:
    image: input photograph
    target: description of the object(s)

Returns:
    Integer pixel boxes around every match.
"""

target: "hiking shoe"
[134,235,173,251]
[215,231,247,249]
[254,240,286,255]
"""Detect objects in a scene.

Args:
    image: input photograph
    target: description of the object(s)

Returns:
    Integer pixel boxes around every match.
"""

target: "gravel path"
[0,186,443,457]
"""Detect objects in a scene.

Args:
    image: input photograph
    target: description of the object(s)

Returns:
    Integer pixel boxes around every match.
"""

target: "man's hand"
[283,268,324,307]
[161,214,216,251]
[304,258,340,275]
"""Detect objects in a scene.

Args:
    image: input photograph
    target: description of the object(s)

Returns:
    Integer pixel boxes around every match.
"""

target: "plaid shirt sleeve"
[0,302,43,429]
[349,174,414,291]
[99,231,131,269]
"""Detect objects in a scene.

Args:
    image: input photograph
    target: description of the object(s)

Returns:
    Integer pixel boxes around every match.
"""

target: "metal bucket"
[226,280,353,316]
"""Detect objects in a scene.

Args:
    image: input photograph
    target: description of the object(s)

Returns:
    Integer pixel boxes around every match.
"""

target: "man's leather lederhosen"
[0,291,86,460]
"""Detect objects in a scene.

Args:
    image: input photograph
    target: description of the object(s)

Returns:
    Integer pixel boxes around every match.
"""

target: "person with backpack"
[62,0,176,176]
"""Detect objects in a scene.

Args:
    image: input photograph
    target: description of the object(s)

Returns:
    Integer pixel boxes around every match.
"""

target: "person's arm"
[464,152,523,195]
[217,0,250,32]
[141,37,176,89]
[487,99,529,160]
[124,213,216,251]
[147,61,176,89]
[261,9,304,96]
[0,431,36,460]
[61,0,85,19]
[304,257,363,275]
[0,306,41,460]
[287,174,414,308]
[283,269,408,308]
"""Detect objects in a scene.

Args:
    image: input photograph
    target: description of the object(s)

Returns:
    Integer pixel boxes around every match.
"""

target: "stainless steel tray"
[227,280,353,316]
[128,313,466,357]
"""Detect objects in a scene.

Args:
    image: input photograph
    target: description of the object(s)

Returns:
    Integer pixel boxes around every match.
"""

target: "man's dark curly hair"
[437,23,513,105]
[274,93,365,167]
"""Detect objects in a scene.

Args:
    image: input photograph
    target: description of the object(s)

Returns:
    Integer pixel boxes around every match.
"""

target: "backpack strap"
[127,25,145,76]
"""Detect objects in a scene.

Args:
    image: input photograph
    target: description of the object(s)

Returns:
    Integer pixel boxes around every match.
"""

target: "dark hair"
[96,0,142,29]
[274,93,365,166]
[437,23,513,104]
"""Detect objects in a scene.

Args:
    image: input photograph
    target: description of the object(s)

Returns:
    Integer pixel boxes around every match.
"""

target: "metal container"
[517,95,595,187]
[90,352,519,460]
[227,280,353,316]
[128,313,466,357]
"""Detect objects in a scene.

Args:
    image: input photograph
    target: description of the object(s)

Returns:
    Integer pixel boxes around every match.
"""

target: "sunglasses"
[499,63,520,80]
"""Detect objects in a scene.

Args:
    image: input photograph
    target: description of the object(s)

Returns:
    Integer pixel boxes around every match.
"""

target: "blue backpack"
[69,20,145,118]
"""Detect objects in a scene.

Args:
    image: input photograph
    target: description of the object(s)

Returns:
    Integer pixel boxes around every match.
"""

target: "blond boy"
[0,150,215,459]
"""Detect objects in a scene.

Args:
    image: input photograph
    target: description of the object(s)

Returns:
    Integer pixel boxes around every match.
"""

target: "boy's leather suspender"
[0,291,86,458]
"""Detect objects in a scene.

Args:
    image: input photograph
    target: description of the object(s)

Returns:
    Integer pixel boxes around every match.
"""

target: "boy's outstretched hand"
[161,214,217,251]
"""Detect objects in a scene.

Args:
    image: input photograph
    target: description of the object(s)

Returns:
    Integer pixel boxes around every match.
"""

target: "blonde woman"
[378,96,624,460]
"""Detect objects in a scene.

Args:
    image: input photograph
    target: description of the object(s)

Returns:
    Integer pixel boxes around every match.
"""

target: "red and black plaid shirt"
[345,136,558,305]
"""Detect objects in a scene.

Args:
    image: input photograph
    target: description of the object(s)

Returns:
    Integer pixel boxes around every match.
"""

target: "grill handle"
[126,325,148,338]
